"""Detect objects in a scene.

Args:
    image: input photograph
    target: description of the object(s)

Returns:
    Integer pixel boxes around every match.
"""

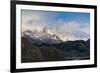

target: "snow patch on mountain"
[22,26,89,43]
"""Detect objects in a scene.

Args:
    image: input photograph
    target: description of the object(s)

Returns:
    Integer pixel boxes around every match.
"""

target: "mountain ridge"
[21,36,90,63]
[22,29,63,44]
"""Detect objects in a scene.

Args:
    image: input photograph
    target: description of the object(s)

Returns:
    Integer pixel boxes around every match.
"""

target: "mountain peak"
[22,26,72,42]
[42,26,48,34]
[22,28,63,44]
[23,26,90,42]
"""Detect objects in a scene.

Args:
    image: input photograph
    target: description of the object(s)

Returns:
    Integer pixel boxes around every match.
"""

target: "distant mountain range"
[21,28,90,62]
[22,26,89,42]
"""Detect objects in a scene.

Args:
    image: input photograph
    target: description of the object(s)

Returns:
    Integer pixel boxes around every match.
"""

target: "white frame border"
[16,4,95,69]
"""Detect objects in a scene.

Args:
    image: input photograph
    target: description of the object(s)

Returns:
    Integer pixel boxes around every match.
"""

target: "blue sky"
[41,11,90,29]
[54,12,90,25]
[22,10,90,40]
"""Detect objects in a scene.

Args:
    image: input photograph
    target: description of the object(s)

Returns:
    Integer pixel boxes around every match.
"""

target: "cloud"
[59,21,80,32]
[21,10,48,31]
[21,10,90,40]
[80,23,90,34]
[56,21,90,40]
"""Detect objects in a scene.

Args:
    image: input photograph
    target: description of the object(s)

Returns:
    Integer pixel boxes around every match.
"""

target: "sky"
[21,10,90,40]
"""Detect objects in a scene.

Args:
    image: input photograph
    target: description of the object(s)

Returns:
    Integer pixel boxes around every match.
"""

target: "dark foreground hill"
[21,37,90,63]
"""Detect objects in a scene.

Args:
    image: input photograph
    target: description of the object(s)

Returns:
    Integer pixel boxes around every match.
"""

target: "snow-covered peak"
[22,26,89,43]
[22,26,72,42]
